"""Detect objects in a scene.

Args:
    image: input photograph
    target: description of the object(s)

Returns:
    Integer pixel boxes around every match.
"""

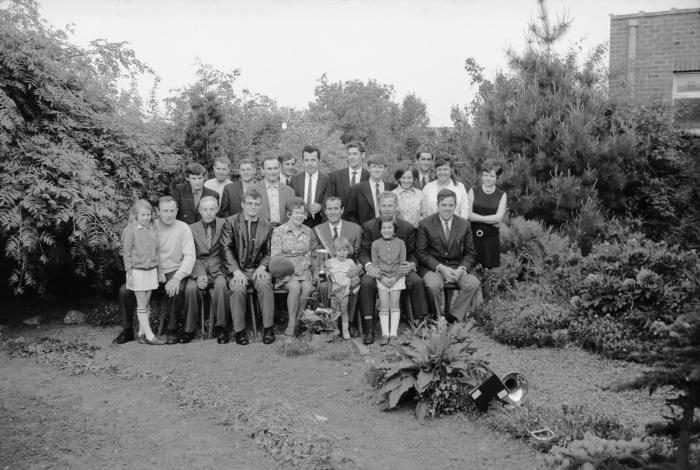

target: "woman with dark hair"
[271,197,319,336]
[392,165,424,227]
[421,157,469,218]
[468,158,507,276]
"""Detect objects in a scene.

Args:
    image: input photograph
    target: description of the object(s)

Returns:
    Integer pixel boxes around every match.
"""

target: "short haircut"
[346,140,366,154]
[333,236,353,255]
[185,162,207,176]
[158,195,178,208]
[261,155,279,168]
[239,157,255,168]
[394,165,418,183]
[415,149,433,160]
[199,195,219,208]
[213,156,231,167]
[480,158,504,177]
[380,219,397,233]
[433,156,453,170]
[437,189,457,204]
[324,196,344,209]
[285,196,307,215]
[301,145,321,160]
[278,152,296,164]
[243,188,263,202]
[378,191,398,205]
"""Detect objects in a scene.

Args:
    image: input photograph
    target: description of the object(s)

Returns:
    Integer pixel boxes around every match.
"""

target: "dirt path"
[0,322,667,469]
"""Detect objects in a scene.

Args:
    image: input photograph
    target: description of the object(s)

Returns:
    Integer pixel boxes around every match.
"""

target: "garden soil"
[0,322,667,470]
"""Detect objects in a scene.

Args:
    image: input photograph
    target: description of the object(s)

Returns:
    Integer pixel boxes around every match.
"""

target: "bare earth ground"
[0,321,668,470]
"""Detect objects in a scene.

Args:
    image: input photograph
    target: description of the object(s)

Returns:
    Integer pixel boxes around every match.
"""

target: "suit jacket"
[172,183,219,225]
[413,168,437,190]
[313,221,362,261]
[220,213,273,275]
[359,217,418,267]
[416,213,476,277]
[189,218,226,279]
[251,180,296,225]
[345,180,397,226]
[218,180,246,218]
[291,172,330,228]
[328,167,370,206]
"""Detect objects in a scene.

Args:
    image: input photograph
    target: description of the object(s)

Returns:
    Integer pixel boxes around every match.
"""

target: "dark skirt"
[472,223,500,268]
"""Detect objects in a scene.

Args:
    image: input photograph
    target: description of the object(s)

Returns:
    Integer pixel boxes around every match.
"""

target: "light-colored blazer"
[252,180,296,225]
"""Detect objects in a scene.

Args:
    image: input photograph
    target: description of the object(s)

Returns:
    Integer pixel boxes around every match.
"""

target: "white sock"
[341,321,350,339]
[390,310,400,337]
[136,307,155,341]
[379,312,390,337]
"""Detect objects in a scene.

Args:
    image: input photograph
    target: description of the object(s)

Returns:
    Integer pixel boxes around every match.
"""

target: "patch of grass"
[319,342,355,361]
[275,339,314,357]
[475,403,639,453]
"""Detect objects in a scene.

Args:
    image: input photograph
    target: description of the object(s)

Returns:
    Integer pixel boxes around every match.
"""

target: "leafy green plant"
[377,318,491,419]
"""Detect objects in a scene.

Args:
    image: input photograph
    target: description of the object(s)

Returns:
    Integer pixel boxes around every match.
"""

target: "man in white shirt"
[204,156,233,199]
[328,141,370,206]
[344,154,396,226]
[252,155,295,225]
[413,149,435,190]
[278,152,296,186]
[290,145,329,228]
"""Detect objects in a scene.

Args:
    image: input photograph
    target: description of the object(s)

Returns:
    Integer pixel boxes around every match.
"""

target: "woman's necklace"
[482,184,496,195]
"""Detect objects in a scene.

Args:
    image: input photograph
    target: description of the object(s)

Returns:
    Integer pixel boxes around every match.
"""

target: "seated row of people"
[113,186,482,347]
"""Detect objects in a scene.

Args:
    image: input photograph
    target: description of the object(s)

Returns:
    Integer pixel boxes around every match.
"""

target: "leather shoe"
[143,336,166,345]
[235,330,249,345]
[217,328,229,344]
[113,329,134,344]
[262,327,275,345]
[180,331,195,344]
[166,331,180,345]
[444,313,459,325]
[363,320,374,345]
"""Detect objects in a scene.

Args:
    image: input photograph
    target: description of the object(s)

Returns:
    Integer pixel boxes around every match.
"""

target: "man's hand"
[230,270,248,288]
[366,264,380,279]
[165,277,180,297]
[398,262,413,277]
[347,264,362,278]
[308,202,322,216]
[196,276,208,290]
[253,266,270,282]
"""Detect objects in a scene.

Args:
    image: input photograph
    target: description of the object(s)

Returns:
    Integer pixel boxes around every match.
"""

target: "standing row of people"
[113,141,507,346]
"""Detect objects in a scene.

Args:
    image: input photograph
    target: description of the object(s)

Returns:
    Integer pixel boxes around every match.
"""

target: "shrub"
[377,318,491,419]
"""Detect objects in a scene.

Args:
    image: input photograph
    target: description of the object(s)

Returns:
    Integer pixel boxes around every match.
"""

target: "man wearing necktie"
[290,145,329,228]
[182,196,228,343]
[172,162,219,224]
[413,149,435,190]
[278,152,296,187]
[328,141,370,207]
[416,189,480,322]
[345,154,396,226]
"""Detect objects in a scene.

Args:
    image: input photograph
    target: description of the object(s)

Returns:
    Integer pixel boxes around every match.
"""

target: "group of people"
[112,141,507,347]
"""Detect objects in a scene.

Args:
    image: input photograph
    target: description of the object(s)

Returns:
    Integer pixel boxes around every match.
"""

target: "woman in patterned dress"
[271,197,319,336]
[392,166,424,227]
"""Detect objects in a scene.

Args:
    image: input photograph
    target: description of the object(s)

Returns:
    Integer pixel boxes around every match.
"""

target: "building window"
[673,71,700,132]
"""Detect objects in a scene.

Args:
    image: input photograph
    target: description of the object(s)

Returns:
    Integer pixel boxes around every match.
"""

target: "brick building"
[609,8,700,131]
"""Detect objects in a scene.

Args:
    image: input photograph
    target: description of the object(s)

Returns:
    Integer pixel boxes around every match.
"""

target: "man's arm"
[401,221,418,267]
[416,222,440,272]
[258,225,272,269]
[358,220,373,267]
[459,222,476,271]
[218,184,233,218]
[172,225,196,281]
[220,218,241,276]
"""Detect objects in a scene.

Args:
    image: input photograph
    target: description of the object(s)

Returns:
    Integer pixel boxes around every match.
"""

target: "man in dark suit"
[278,152,296,187]
[252,155,296,226]
[345,154,396,226]
[182,196,228,343]
[328,140,370,206]
[416,188,480,322]
[413,149,436,190]
[290,145,329,228]
[221,188,276,345]
[358,191,428,344]
[219,157,256,218]
[172,162,219,224]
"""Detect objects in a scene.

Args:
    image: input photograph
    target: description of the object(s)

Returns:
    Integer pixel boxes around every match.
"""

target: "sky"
[39,0,699,127]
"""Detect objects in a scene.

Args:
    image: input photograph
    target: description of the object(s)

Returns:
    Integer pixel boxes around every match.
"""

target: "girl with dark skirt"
[468,159,507,301]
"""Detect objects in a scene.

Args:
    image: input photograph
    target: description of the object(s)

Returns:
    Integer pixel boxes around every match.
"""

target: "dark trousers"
[118,271,186,332]
[358,270,427,321]
[184,275,228,334]
[229,269,274,332]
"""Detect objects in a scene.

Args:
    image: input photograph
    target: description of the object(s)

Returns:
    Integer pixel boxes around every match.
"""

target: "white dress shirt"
[369,179,385,217]
[305,171,319,204]
[348,166,362,185]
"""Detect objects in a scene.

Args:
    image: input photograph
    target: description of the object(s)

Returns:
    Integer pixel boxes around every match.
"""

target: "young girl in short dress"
[121,199,164,345]
[325,237,360,340]
[371,220,406,346]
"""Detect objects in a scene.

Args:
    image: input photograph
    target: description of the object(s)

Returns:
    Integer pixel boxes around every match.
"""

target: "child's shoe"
[342,322,351,340]
[380,335,390,346]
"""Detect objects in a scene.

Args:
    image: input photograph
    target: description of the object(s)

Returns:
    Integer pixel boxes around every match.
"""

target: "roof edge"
[610,8,700,20]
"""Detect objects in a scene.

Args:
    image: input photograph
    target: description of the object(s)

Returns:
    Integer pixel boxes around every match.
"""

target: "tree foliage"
[0,0,179,295]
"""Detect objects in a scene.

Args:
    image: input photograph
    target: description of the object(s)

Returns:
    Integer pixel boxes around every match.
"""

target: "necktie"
[421,176,426,188]
[444,221,450,241]
[204,222,214,248]
[333,226,338,240]
[194,190,201,208]
[375,183,381,217]
[307,174,313,206]
[351,171,357,186]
